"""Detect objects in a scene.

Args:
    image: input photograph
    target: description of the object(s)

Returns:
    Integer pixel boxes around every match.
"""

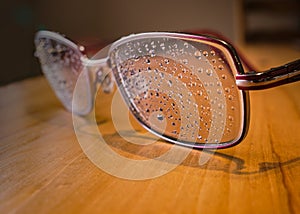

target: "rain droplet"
[182,59,188,64]
[218,103,225,109]
[157,114,164,121]
[149,49,155,56]
[225,87,230,93]
[168,80,172,86]
[206,69,213,76]
[221,74,227,79]
[198,68,204,73]
[210,50,216,56]
[194,50,201,59]
[203,51,208,57]
[218,65,224,70]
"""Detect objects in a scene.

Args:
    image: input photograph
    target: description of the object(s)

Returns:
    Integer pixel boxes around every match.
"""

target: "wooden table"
[1,44,300,214]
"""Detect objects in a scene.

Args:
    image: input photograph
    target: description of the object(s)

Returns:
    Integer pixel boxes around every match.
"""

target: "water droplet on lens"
[225,87,230,93]
[218,103,225,109]
[218,65,224,70]
[198,68,203,73]
[194,50,201,59]
[217,89,222,94]
[222,74,227,79]
[203,51,208,57]
[206,69,213,76]
[157,114,164,121]
[182,59,188,64]
[149,49,155,56]
[210,50,216,56]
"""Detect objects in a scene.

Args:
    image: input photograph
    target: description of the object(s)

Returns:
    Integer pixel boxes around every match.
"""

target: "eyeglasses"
[34,30,300,149]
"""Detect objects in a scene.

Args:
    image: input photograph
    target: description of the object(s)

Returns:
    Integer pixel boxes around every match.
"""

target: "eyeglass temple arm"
[236,59,300,90]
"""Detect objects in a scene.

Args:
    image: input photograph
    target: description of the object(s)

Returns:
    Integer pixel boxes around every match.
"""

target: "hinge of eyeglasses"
[236,59,300,90]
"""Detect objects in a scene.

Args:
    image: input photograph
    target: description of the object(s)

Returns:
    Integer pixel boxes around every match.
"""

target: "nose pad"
[96,68,114,93]
[102,72,114,93]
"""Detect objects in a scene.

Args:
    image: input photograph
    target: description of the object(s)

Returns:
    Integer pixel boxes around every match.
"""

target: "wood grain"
[0,44,300,214]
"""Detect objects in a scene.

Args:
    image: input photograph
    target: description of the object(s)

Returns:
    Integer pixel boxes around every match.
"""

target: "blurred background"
[1,0,299,85]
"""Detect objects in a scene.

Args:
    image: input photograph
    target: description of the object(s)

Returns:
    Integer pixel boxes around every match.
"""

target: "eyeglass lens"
[109,36,245,146]
[35,36,92,114]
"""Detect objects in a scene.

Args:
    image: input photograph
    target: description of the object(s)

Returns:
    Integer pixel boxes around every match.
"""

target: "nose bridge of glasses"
[82,57,114,93]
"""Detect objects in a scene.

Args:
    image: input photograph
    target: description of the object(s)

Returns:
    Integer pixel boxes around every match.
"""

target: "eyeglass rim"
[34,30,84,54]
[109,32,246,73]
[107,32,250,149]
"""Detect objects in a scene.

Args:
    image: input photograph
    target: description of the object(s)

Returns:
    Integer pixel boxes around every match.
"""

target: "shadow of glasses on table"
[75,115,300,176]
